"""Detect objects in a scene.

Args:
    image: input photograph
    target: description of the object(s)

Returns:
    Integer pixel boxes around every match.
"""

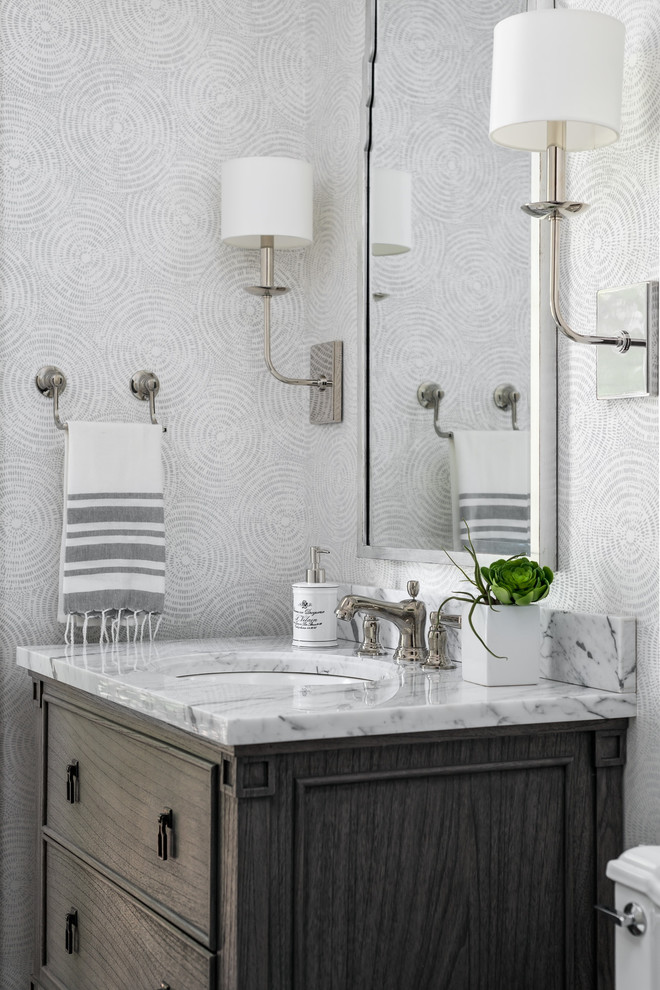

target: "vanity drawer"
[45,700,217,945]
[43,840,215,990]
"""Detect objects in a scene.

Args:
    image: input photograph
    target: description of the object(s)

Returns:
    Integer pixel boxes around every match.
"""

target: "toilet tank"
[606,846,660,990]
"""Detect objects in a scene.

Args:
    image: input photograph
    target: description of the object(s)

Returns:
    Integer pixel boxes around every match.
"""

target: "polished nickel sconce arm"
[525,147,645,354]
[548,213,642,353]
[245,239,332,390]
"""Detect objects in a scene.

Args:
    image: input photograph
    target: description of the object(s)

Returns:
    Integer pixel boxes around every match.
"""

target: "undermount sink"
[149,650,402,711]
[176,670,368,687]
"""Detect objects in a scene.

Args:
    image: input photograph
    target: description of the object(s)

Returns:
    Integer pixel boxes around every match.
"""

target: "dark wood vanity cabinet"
[30,677,626,990]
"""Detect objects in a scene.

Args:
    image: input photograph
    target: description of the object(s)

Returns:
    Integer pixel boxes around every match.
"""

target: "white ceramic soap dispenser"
[292,547,338,648]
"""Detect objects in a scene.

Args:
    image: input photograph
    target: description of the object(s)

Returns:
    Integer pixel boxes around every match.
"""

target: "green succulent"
[438,522,554,659]
[481,558,553,607]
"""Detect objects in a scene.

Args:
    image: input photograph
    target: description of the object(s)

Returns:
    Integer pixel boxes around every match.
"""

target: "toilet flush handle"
[594,902,647,937]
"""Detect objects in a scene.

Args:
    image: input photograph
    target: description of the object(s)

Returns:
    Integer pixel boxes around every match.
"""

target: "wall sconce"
[221,156,342,423]
[490,8,657,399]
[371,167,412,256]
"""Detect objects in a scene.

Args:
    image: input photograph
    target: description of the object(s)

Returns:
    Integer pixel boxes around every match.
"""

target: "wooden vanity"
[27,664,627,990]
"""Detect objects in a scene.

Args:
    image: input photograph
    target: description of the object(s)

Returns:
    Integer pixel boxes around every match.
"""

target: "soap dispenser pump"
[292,547,339,648]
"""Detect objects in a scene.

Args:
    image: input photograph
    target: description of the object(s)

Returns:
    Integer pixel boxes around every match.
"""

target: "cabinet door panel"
[46,700,216,944]
[43,840,215,990]
[294,762,570,990]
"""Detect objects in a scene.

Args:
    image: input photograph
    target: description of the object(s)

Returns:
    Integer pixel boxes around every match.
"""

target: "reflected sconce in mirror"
[489,8,658,399]
[371,167,412,256]
[221,156,342,423]
[370,167,412,304]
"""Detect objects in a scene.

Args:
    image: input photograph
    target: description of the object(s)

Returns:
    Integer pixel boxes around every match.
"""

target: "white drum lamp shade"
[371,167,412,256]
[221,156,313,248]
[489,9,625,152]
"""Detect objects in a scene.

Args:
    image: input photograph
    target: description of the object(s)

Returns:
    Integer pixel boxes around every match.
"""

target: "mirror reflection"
[367,0,532,557]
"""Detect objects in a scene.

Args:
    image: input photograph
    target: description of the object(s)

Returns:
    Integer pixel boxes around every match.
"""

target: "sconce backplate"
[596,281,658,399]
[309,341,343,424]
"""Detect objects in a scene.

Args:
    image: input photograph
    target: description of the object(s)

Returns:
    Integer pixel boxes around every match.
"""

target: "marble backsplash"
[335,584,636,694]
[539,609,636,693]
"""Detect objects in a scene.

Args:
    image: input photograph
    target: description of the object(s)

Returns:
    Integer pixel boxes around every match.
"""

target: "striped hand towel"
[58,422,165,642]
[450,430,530,555]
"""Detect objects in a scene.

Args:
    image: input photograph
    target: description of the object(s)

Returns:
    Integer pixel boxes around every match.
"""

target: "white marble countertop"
[17,636,636,747]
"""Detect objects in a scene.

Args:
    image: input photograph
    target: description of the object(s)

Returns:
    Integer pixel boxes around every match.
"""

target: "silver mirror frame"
[357,0,557,569]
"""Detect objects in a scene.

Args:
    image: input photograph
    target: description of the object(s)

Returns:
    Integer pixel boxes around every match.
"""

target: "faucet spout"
[335,581,428,663]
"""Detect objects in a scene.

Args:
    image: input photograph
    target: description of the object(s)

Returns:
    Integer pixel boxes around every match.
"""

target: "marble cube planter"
[462,604,541,686]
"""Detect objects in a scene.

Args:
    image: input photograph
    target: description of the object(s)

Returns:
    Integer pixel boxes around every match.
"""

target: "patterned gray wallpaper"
[0,1,325,984]
[0,0,658,985]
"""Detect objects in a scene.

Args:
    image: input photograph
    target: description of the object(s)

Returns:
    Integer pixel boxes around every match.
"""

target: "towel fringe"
[63,608,163,646]
[113,608,123,644]
[99,609,109,645]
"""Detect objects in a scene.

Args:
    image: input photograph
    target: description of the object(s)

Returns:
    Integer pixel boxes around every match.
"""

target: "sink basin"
[176,670,369,687]
[144,650,402,712]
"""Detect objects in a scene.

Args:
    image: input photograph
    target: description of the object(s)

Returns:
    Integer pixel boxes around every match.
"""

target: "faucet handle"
[407,580,420,599]
[355,615,387,657]
[422,610,457,670]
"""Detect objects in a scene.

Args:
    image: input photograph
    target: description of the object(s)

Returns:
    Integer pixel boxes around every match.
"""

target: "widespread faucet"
[335,580,428,663]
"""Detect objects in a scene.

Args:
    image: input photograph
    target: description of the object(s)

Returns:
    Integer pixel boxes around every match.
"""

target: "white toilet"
[601,846,660,989]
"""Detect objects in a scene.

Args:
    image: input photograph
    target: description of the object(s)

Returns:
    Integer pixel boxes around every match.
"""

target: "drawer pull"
[65,908,78,954]
[66,760,79,804]
[157,809,173,861]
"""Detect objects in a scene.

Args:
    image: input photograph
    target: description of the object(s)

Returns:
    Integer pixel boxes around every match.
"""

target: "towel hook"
[417,382,453,439]
[493,383,520,431]
[36,366,68,431]
[130,371,163,428]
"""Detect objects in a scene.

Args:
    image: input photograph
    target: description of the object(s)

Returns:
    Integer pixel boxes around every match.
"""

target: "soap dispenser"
[292,547,339,648]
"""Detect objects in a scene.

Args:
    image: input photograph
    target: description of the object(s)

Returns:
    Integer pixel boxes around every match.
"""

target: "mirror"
[360,0,557,566]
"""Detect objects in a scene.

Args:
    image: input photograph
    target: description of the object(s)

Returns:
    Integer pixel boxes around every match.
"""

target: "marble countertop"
[17,636,636,747]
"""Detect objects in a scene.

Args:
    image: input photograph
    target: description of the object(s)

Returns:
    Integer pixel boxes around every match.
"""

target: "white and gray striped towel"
[58,422,165,643]
[450,430,530,555]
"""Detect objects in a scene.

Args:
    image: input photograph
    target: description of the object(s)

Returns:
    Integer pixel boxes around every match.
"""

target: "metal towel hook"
[493,383,520,431]
[36,366,166,432]
[130,371,165,431]
[35,366,68,431]
[417,382,453,438]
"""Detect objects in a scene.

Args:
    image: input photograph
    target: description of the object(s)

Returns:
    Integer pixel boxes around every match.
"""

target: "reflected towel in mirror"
[450,431,530,556]
[57,422,165,644]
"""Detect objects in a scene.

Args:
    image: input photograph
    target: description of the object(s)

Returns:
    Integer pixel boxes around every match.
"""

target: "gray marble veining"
[540,609,636,693]
[17,635,636,747]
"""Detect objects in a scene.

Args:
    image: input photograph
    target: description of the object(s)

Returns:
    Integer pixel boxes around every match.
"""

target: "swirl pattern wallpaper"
[0,0,658,985]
